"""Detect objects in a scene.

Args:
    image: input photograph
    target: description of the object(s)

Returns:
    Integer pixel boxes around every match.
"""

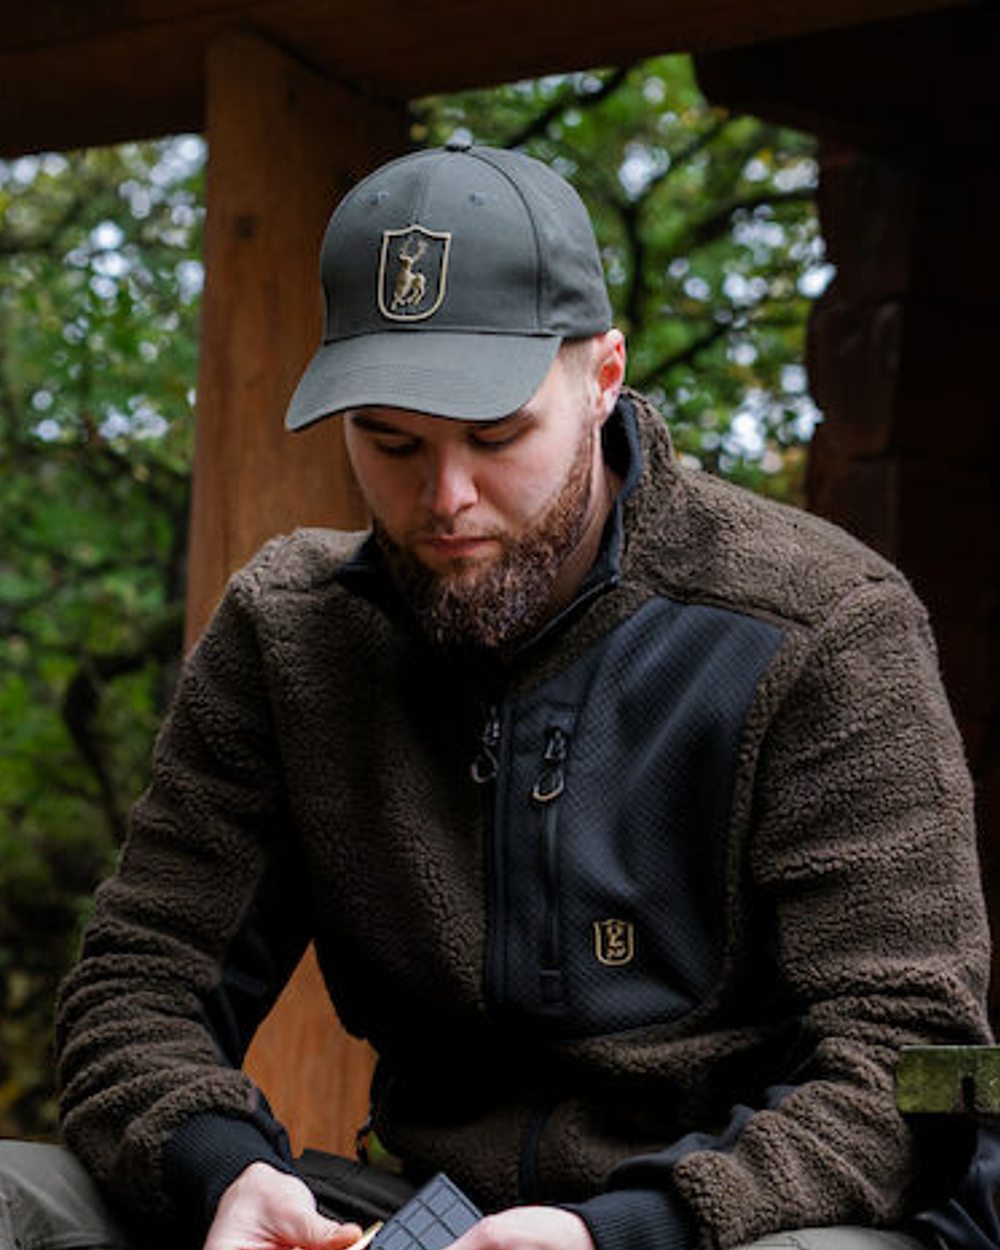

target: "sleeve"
[55,553,311,1237]
[568,574,993,1250]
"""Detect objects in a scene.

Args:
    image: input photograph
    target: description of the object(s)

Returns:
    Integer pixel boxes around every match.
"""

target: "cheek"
[346,444,409,518]
[481,451,576,527]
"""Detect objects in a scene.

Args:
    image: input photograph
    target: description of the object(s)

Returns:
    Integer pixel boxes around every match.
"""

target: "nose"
[421,448,478,520]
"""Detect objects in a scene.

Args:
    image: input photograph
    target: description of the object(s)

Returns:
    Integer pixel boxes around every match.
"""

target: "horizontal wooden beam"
[0,0,979,156]
[698,1,996,148]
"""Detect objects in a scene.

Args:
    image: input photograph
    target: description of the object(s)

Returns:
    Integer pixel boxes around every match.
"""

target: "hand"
[448,1207,594,1250]
[203,1161,363,1250]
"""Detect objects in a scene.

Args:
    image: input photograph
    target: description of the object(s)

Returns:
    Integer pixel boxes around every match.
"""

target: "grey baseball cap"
[284,139,612,429]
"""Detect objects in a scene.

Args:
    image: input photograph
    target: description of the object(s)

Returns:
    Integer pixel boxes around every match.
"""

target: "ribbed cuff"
[162,1111,296,1237]
[563,1187,694,1250]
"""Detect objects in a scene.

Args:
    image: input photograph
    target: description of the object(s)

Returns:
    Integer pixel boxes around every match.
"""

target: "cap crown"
[320,144,612,343]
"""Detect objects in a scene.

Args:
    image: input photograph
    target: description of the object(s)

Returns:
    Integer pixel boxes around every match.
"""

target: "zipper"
[471,709,571,1014]
[471,701,507,1007]
[533,725,569,1009]
[518,1106,552,1200]
[470,703,501,784]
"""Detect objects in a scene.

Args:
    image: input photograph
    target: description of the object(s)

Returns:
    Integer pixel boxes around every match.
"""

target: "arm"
[572,575,991,1250]
[56,549,310,1238]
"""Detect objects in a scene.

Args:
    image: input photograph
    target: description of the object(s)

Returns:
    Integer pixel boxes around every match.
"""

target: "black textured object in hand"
[372,1174,482,1250]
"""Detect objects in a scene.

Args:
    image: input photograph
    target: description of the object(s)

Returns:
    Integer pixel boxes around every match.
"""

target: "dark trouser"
[0,1141,928,1250]
[0,1142,416,1250]
[0,1143,129,1250]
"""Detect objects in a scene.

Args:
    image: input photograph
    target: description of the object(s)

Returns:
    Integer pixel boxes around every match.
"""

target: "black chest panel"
[483,595,784,1036]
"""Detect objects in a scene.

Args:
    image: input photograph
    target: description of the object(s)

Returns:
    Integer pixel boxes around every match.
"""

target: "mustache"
[409,523,504,542]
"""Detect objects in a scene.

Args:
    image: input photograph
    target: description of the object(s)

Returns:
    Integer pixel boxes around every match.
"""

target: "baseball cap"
[284,139,612,430]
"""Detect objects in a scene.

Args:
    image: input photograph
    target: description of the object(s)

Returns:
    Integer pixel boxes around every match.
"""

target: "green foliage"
[0,141,199,1136]
[413,56,826,499]
[0,58,825,1138]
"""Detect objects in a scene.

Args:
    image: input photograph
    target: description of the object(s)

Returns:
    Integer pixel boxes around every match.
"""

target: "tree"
[0,140,202,1135]
[0,56,825,1137]
[413,55,826,499]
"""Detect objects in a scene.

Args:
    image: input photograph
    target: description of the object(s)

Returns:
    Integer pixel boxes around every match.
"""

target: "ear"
[592,329,626,424]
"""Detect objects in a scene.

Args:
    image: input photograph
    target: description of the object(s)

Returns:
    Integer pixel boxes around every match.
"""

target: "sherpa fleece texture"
[56,392,991,1250]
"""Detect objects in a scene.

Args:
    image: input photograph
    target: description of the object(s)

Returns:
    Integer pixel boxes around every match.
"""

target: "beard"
[375,427,597,652]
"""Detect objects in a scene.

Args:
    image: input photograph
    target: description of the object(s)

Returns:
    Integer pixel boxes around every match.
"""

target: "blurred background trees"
[0,54,824,1137]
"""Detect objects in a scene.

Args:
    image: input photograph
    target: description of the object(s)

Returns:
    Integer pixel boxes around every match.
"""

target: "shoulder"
[623,392,910,629]
[232,527,370,597]
[189,527,377,672]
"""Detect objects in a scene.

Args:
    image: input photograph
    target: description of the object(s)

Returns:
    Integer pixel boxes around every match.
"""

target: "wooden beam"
[697,1,996,148]
[2,0,970,55]
[186,30,401,640]
[0,0,979,157]
[700,4,1000,1020]
[187,29,408,1152]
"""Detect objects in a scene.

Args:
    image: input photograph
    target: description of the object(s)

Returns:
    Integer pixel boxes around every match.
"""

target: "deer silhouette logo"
[391,237,427,310]
[378,225,452,322]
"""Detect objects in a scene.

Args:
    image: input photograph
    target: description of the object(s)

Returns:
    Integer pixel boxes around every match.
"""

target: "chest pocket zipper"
[471,704,501,784]
[533,726,569,1009]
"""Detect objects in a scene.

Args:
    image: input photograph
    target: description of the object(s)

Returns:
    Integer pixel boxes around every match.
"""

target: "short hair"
[558,335,598,376]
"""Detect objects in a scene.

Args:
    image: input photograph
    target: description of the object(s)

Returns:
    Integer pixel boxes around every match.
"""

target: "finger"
[286,1210,363,1250]
[315,1220,365,1250]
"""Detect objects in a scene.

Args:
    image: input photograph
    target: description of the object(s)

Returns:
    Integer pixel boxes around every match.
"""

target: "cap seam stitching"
[463,148,545,332]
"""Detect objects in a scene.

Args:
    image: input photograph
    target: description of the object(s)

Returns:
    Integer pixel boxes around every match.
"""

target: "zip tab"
[533,726,570,1008]
[471,704,501,783]
[531,727,567,802]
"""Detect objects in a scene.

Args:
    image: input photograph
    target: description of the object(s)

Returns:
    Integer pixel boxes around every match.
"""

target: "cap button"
[444,136,472,152]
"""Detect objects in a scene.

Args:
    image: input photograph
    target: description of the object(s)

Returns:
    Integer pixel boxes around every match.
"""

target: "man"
[5,141,992,1250]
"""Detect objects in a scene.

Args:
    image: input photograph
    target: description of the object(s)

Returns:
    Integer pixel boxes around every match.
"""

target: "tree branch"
[503,66,634,150]
[629,320,732,391]
[61,604,184,843]
[673,186,816,257]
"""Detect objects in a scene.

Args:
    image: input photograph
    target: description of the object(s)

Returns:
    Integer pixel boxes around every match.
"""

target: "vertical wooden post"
[188,30,408,1152]
[805,139,1000,1012]
[697,7,1000,1022]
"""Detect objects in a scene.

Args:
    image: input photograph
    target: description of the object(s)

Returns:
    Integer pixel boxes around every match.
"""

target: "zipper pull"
[532,727,567,802]
[471,704,501,784]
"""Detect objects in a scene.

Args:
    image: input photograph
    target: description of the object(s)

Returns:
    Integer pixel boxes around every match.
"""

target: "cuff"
[562,1187,694,1250]
[162,1111,296,1237]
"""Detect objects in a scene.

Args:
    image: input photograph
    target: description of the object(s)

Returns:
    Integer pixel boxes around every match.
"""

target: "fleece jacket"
[56,392,992,1250]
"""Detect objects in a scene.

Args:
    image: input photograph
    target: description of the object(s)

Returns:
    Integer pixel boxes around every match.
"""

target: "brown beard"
[375,426,596,651]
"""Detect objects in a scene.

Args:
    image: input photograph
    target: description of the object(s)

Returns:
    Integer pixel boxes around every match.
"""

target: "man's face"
[343,335,622,649]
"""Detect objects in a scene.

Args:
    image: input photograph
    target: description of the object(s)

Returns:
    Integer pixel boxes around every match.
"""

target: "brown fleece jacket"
[56,392,991,1250]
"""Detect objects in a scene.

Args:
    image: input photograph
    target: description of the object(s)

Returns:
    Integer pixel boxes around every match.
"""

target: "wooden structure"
[2,0,996,1156]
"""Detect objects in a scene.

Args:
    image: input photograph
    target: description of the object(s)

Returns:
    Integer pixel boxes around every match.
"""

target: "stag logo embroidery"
[593,918,635,967]
[378,225,451,322]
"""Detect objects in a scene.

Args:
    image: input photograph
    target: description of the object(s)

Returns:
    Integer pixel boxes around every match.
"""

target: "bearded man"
[4,142,991,1250]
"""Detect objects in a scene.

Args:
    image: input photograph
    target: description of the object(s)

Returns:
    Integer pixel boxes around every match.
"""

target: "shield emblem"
[378,225,452,322]
[593,918,635,967]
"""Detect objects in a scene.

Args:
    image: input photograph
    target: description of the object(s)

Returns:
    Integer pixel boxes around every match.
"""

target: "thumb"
[289,1207,363,1250]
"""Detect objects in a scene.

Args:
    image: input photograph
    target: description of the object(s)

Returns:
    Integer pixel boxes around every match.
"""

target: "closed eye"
[373,437,420,458]
[471,430,520,451]
[470,414,533,451]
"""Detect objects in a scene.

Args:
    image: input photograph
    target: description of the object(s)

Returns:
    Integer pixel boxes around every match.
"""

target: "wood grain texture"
[0,0,978,156]
[186,31,404,1153]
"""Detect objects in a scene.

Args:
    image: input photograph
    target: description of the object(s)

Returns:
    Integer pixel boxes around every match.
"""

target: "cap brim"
[284,331,562,430]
